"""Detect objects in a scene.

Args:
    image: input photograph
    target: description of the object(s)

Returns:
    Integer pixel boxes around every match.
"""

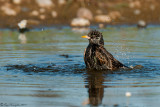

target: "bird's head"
[82,30,104,46]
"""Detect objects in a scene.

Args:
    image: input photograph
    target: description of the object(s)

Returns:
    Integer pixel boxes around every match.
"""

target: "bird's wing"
[95,46,124,69]
[95,48,113,69]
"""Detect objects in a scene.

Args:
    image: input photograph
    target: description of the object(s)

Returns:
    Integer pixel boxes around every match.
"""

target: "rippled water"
[0,26,160,107]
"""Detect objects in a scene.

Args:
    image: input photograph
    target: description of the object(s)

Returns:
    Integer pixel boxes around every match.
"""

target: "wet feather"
[83,30,126,70]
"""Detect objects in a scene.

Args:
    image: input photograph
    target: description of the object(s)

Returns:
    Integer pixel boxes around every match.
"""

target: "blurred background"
[0,0,159,28]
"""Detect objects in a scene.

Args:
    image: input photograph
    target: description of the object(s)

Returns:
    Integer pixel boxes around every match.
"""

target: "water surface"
[0,26,160,107]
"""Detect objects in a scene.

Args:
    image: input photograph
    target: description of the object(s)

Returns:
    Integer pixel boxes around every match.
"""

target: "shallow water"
[0,26,160,107]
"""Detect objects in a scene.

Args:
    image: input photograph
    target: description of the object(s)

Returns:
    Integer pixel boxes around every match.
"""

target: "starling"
[82,30,126,70]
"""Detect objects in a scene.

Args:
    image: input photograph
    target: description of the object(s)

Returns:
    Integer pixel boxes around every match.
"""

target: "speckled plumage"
[84,30,125,70]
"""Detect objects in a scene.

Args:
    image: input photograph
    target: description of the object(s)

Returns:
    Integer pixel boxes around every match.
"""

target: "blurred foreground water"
[0,26,160,107]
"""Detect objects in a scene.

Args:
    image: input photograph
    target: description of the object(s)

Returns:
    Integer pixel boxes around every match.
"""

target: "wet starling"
[82,30,126,70]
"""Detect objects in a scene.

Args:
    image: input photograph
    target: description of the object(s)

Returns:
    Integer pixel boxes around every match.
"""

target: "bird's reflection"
[18,33,27,44]
[84,71,108,106]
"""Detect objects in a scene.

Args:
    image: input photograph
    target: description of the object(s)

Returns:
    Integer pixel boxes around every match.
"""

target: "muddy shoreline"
[0,0,160,29]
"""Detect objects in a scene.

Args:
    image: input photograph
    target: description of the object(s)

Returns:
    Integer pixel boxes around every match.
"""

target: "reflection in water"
[84,71,106,106]
[18,33,27,44]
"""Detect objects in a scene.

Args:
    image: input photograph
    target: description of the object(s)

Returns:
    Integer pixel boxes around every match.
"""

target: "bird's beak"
[81,35,90,39]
